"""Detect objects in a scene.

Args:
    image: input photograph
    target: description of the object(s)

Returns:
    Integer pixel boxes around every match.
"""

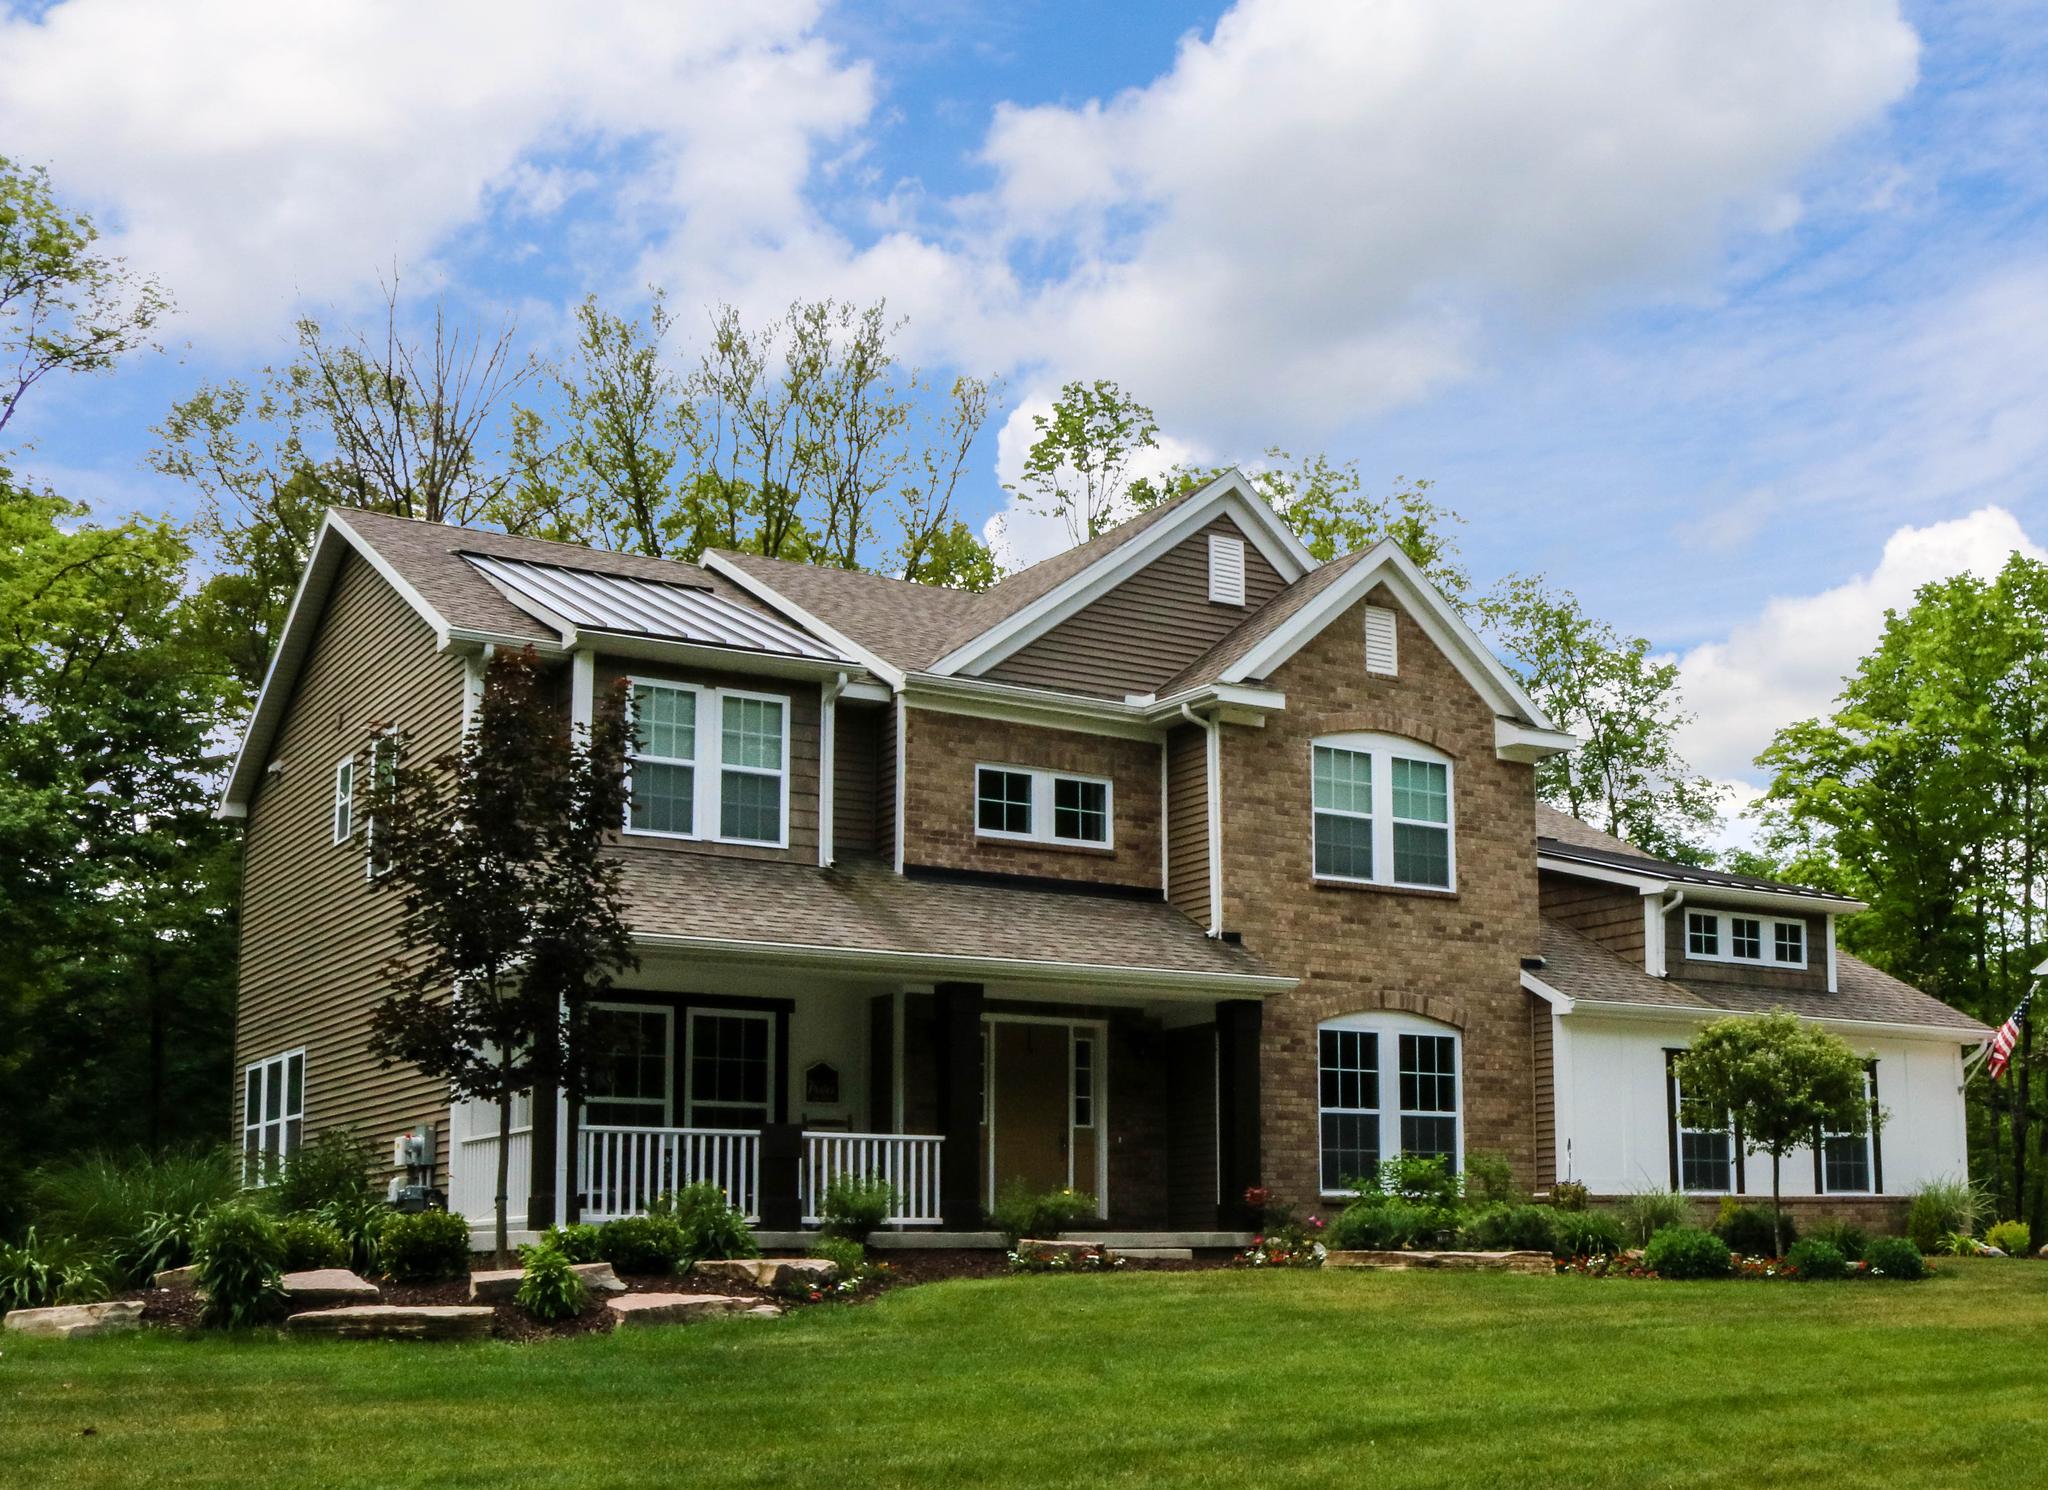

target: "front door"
[985,1019,1104,1211]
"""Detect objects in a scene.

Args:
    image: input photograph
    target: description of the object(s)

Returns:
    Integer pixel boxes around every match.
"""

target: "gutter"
[818,670,848,868]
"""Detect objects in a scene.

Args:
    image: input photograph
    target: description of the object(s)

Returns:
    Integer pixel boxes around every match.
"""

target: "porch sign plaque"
[805,1062,840,1105]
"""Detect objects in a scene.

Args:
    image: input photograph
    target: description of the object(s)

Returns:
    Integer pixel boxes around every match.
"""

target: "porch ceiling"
[617,853,1292,994]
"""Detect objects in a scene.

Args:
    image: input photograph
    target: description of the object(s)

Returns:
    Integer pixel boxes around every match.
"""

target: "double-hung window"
[626,681,789,847]
[1819,1063,1880,1194]
[1669,1055,1737,1193]
[583,1004,673,1128]
[1311,734,1454,890]
[686,1010,774,1129]
[1317,1014,1462,1194]
[974,764,1112,848]
[242,1050,305,1185]
[1683,909,1810,969]
[332,758,354,843]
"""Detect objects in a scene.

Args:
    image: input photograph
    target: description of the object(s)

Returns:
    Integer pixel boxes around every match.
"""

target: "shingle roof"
[1156,545,1374,694]
[1538,919,1988,1034]
[1534,803,1861,906]
[708,551,986,670]
[616,851,1286,986]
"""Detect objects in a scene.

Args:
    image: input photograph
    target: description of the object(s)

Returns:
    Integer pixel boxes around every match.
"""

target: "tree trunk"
[1771,1153,1785,1258]
[494,1063,514,1270]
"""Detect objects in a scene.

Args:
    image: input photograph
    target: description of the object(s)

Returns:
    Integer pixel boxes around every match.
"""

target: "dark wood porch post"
[527,1042,560,1230]
[934,981,985,1228]
[758,1123,803,1231]
[1215,999,1263,1228]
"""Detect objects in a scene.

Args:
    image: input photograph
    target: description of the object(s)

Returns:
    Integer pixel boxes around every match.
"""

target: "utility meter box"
[391,1125,434,1169]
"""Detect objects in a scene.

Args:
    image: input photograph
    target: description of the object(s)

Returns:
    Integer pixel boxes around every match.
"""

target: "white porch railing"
[579,1125,761,1223]
[802,1132,946,1226]
[451,1125,532,1228]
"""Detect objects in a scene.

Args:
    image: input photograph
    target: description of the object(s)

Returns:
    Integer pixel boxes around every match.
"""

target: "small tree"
[364,646,635,1264]
[1678,1011,1873,1253]
[1008,378,1159,542]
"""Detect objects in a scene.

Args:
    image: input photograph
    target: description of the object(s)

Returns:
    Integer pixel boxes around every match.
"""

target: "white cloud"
[1676,506,2048,796]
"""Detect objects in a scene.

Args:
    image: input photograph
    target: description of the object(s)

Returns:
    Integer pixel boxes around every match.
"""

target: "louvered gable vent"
[1365,604,1398,676]
[1208,532,1246,606]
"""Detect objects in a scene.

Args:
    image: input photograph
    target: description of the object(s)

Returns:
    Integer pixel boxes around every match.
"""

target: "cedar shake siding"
[1538,874,1644,964]
[1165,723,1210,922]
[982,516,1287,697]
[1217,586,1545,1199]
[899,707,1163,891]
[1667,908,1830,993]
[233,552,463,1178]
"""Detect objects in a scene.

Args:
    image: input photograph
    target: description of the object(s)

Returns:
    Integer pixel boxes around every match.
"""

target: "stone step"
[607,1293,756,1327]
[282,1268,380,1306]
[283,1305,495,1340]
[1017,1239,1117,1259]
[470,1261,625,1302]
[691,1257,839,1290]
[153,1264,201,1290]
[4,1301,146,1340]
[1325,1249,1554,1275]
[1119,1248,1195,1261]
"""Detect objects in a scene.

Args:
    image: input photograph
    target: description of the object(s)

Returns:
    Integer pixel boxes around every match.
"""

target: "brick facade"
[1217,584,1544,1206]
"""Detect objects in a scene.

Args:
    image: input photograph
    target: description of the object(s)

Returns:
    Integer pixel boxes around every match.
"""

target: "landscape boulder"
[281,1269,380,1307]
[1326,1249,1553,1275]
[469,1261,625,1302]
[283,1305,493,1340]
[3,1301,146,1340]
[153,1264,201,1290]
[691,1257,839,1290]
[607,1293,752,1327]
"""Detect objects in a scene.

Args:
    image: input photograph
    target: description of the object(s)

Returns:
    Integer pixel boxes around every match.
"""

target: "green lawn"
[4,1260,2043,1489]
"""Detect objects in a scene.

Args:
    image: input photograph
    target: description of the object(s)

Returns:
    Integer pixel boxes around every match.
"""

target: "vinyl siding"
[1531,994,1556,1192]
[983,516,1287,697]
[832,700,887,859]
[233,552,465,1183]
[1165,724,1210,922]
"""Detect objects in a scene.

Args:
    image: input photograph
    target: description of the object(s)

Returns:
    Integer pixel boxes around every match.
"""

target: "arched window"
[1317,1011,1462,1195]
[1310,732,1455,890]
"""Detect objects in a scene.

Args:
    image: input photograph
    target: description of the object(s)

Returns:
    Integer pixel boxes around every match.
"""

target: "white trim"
[1314,1011,1464,1197]
[1203,709,1224,934]
[570,649,596,731]
[820,672,846,868]
[1817,1064,1879,1196]
[240,1048,307,1186]
[1309,732,1457,893]
[1494,718,1576,763]
[1644,891,1669,978]
[1825,916,1839,994]
[622,677,793,850]
[1538,848,1867,916]
[906,674,1164,742]
[1207,532,1246,606]
[930,472,1315,677]
[1682,908,1810,970]
[1520,968,1575,1012]
[1157,742,1170,893]
[1558,996,1991,1045]
[973,763,1114,848]
[700,551,908,689]
[892,694,907,875]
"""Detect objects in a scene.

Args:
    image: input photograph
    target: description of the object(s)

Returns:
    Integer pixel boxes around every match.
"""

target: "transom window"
[583,1004,673,1128]
[242,1050,305,1186]
[1311,734,1454,890]
[1317,1014,1462,1194]
[1684,909,1810,969]
[1669,1058,1738,1194]
[686,1010,774,1129]
[1819,1064,1879,1195]
[974,764,1114,847]
[626,680,788,847]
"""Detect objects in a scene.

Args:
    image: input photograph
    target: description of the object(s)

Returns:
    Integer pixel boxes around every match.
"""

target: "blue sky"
[3,0,2045,841]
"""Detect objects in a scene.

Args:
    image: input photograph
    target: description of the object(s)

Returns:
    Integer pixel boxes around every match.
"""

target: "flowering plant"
[1007,1241,1123,1273]
[1235,1212,1327,1269]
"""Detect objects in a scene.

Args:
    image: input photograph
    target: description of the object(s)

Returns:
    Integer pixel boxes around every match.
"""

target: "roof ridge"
[340,505,718,577]
[712,547,981,599]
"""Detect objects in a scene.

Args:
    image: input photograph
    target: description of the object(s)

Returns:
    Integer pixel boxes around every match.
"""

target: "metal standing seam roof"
[464,553,849,662]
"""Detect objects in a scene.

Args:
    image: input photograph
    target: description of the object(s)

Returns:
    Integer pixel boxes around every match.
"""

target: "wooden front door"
[989,1022,1071,1200]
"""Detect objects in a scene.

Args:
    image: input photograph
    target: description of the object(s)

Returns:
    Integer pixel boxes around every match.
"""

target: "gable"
[982,514,1287,697]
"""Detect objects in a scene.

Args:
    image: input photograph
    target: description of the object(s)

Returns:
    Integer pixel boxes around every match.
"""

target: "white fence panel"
[801,1132,945,1225]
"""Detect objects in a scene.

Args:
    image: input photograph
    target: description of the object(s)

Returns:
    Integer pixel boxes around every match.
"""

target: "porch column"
[1215,999,1263,1228]
[758,1123,803,1231]
[934,981,985,1228]
[527,1044,561,1231]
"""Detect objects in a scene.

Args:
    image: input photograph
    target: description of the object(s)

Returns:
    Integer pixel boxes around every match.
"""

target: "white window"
[1669,1057,1737,1194]
[242,1050,305,1185]
[1364,604,1398,676]
[1071,1034,1095,1130]
[363,732,399,878]
[332,758,354,844]
[974,764,1113,847]
[1819,1064,1879,1195]
[1311,733,1454,890]
[583,1003,673,1128]
[1683,909,1810,969]
[685,1009,774,1129]
[626,680,789,847]
[1317,1013,1461,1194]
[1208,533,1246,606]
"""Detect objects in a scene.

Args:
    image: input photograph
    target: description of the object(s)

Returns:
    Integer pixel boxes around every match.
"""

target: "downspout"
[1182,703,1224,938]
[819,670,848,868]
[1653,888,1685,978]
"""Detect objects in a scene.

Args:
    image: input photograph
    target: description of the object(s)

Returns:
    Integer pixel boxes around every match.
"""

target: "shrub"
[1937,1231,1983,1257]
[132,1205,213,1280]
[1333,1197,1438,1251]
[1783,1238,1850,1281]
[1861,1236,1927,1280]
[1803,1220,1869,1261]
[195,1203,288,1328]
[1552,1209,1626,1259]
[279,1215,349,1271]
[1462,1151,1521,1206]
[597,1215,688,1274]
[651,1184,759,1262]
[26,1146,239,1284]
[378,1209,473,1282]
[1616,1188,1693,1247]
[808,1235,869,1275]
[1643,1225,1733,1280]
[515,1240,588,1322]
[819,1176,896,1244]
[1715,1202,1794,1258]
[1465,1204,1559,1254]
[0,1229,114,1311]
[1373,1155,1462,1208]
[1907,1178,1986,1253]
[316,1194,391,1275]
[989,1182,1098,1245]
[1551,1180,1591,1212]
[541,1223,605,1264]
[271,1128,377,1215]
[1985,1220,2032,1256]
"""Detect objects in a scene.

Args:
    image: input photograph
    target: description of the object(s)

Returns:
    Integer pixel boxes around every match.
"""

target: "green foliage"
[819,1176,896,1244]
[1715,1202,1795,1258]
[1371,1155,1463,1208]
[132,1205,213,1281]
[1907,1179,1987,1253]
[597,1215,688,1274]
[1938,1231,1984,1257]
[1333,1198,1441,1251]
[988,1182,1099,1246]
[315,1194,391,1276]
[1464,1205,1559,1254]
[195,1203,287,1328]
[1783,1239,1850,1281]
[0,1228,114,1310]
[808,1236,869,1275]
[24,1147,240,1283]
[1008,378,1159,542]
[540,1223,604,1264]
[515,1241,589,1322]
[650,1184,758,1262]
[1642,1225,1733,1280]
[1861,1236,1928,1280]
[377,1210,473,1283]
[1551,1180,1591,1212]
[1984,1220,2032,1256]
[1803,1220,1869,1261]
[1552,1209,1626,1259]
[1462,1151,1521,1207]
[271,1128,376,1215]
[279,1215,349,1271]
[1614,1189,1693,1246]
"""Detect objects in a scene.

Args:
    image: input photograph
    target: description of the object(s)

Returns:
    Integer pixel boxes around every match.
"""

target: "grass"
[4,1260,2044,1489]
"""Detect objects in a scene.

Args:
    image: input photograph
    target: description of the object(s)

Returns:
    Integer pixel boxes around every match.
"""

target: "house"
[218,470,1989,1241]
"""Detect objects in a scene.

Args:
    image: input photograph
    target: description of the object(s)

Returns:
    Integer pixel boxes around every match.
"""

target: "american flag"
[1986,989,2034,1082]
